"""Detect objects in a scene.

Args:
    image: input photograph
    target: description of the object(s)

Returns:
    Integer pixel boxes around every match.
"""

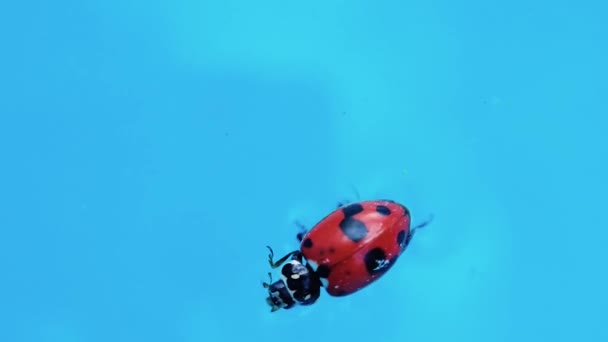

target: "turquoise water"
[1,1,607,341]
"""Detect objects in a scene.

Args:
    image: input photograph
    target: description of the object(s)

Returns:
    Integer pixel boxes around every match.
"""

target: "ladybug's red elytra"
[263,199,432,312]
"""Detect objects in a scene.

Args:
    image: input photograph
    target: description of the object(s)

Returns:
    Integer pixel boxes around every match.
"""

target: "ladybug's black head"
[264,260,321,312]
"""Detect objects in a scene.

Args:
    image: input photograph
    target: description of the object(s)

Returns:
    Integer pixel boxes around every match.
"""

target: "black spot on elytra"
[342,203,364,217]
[316,264,331,278]
[329,247,336,254]
[404,230,414,247]
[345,270,352,276]
[339,217,368,242]
[338,203,368,242]
[397,230,406,247]
[319,249,325,257]
[376,205,391,216]
[335,290,348,296]
[302,238,313,248]
[364,248,389,275]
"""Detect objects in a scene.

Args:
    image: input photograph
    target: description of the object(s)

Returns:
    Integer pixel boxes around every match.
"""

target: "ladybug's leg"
[266,246,300,269]
[262,272,273,288]
[336,185,361,209]
[336,185,361,207]
[404,214,435,247]
[295,221,307,242]
[412,214,434,231]
[336,200,350,208]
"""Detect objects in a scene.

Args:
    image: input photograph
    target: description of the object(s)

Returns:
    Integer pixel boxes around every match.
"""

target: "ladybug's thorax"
[265,259,321,312]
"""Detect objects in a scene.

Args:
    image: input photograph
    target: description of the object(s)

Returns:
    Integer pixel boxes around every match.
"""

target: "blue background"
[1,0,606,341]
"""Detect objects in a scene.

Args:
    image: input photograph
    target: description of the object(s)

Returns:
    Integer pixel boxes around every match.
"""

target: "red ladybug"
[263,199,432,312]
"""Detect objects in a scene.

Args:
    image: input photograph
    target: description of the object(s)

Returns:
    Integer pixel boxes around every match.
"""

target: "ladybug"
[263,199,432,312]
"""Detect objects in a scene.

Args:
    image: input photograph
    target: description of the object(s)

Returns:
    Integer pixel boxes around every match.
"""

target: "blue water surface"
[1,1,607,341]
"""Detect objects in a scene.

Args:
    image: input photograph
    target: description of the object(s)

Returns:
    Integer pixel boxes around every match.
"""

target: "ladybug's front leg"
[266,246,301,268]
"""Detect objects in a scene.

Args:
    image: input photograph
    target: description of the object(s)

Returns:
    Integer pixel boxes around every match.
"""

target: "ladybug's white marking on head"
[304,294,311,300]
[291,274,300,280]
